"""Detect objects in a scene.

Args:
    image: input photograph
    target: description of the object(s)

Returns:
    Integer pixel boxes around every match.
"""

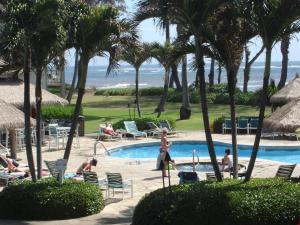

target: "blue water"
[110,142,300,163]
[65,61,300,91]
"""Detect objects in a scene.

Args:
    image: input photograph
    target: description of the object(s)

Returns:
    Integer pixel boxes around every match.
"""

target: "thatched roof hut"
[0,81,67,107]
[270,75,300,105]
[263,99,300,133]
[0,100,35,132]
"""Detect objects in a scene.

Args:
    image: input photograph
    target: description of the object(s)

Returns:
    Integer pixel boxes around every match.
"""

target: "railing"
[192,149,200,172]
[94,141,110,156]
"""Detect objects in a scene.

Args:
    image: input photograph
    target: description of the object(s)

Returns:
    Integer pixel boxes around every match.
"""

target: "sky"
[65,0,300,67]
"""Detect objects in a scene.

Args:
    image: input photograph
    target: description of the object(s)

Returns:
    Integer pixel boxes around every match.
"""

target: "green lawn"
[76,95,271,133]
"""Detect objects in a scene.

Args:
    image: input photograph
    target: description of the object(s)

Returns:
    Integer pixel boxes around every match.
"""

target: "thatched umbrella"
[263,99,300,133]
[0,80,68,107]
[0,100,35,159]
[270,74,300,105]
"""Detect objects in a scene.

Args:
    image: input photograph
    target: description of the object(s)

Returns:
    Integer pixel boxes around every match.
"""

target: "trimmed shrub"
[132,179,300,225]
[95,87,166,96]
[113,117,176,131]
[212,116,225,133]
[0,178,104,220]
[42,105,82,120]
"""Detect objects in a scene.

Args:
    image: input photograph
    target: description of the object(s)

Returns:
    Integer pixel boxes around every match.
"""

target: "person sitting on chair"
[0,155,29,173]
[221,149,233,172]
[103,123,118,136]
[76,158,98,175]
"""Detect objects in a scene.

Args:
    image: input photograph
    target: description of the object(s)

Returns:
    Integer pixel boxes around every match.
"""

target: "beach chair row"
[222,118,259,134]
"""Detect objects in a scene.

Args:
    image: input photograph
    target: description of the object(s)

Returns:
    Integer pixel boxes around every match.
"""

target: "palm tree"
[208,58,215,87]
[66,0,126,103]
[204,1,257,178]
[243,44,265,93]
[166,0,227,181]
[149,42,175,117]
[120,42,152,117]
[63,5,135,161]
[1,0,40,181]
[245,0,300,181]
[136,0,182,91]
[30,0,66,179]
[277,35,290,90]
[217,62,222,84]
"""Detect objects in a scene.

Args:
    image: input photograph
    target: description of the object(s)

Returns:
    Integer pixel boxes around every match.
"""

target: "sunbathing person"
[103,123,118,136]
[221,149,233,172]
[0,156,29,173]
[76,158,98,175]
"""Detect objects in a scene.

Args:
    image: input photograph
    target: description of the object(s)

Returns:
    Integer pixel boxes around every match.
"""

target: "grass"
[75,95,271,134]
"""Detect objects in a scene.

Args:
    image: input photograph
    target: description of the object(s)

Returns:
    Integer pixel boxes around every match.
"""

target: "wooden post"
[9,129,17,159]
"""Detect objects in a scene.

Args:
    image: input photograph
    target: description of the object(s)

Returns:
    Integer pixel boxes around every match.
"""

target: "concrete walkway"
[1,132,300,225]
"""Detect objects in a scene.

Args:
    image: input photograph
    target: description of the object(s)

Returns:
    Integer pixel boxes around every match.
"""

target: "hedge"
[132,179,300,225]
[0,178,104,220]
[42,105,82,120]
[113,117,176,131]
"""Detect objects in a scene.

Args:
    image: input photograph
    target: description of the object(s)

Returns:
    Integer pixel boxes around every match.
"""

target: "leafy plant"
[132,179,300,225]
[0,179,104,220]
[42,105,82,120]
[113,117,176,130]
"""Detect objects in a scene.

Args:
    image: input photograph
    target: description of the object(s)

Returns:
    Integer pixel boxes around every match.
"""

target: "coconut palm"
[245,0,300,181]
[277,35,290,90]
[208,58,215,87]
[30,0,66,178]
[63,5,136,161]
[204,1,257,178]
[149,42,175,117]
[165,0,229,181]
[243,44,265,93]
[0,0,43,181]
[136,0,182,91]
[66,0,126,103]
[120,42,152,117]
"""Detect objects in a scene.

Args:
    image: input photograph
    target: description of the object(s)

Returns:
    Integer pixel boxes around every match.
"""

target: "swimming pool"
[110,141,300,163]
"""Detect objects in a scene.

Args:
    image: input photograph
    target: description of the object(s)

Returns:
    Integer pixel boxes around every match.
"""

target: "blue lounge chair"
[249,118,258,133]
[237,119,249,134]
[124,121,147,139]
[222,119,232,134]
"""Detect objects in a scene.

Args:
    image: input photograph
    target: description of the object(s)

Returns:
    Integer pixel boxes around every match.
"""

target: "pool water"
[110,141,300,163]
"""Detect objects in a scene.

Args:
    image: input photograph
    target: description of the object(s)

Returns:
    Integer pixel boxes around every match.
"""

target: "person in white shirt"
[221,149,233,172]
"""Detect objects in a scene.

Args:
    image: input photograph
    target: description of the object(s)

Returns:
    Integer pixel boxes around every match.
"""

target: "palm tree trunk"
[155,68,169,118]
[218,63,222,84]
[227,69,238,178]
[64,54,89,161]
[67,48,79,103]
[278,35,290,90]
[243,46,250,93]
[24,47,36,182]
[195,40,222,181]
[169,64,182,91]
[36,67,43,179]
[180,55,191,119]
[208,58,215,87]
[135,68,141,118]
[60,54,66,98]
[245,47,272,181]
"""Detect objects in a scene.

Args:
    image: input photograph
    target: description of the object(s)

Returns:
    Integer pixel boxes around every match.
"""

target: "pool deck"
[1,131,300,225]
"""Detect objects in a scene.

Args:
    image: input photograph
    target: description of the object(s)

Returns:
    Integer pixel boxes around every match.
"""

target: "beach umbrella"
[0,100,35,159]
[263,98,300,133]
[270,74,300,105]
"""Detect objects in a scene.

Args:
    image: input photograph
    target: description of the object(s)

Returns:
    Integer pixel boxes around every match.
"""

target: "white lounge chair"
[124,121,147,139]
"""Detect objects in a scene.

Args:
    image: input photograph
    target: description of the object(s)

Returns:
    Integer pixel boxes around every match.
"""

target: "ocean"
[65,61,300,91]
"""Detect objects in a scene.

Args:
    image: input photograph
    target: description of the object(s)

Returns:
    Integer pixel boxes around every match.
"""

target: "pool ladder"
[192,149,200,172]
[94,141,110,156]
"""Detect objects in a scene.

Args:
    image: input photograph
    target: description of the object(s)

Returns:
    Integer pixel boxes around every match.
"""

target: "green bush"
[132,179,300,225]
[113,117,176,131]
[0,178,104,220]
[140,87,165,96]
[42,105,82,120]
[95,87,166,96]
[212,116,225,133]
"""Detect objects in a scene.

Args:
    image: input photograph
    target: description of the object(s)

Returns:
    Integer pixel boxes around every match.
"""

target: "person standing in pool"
[221,149,233,172]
